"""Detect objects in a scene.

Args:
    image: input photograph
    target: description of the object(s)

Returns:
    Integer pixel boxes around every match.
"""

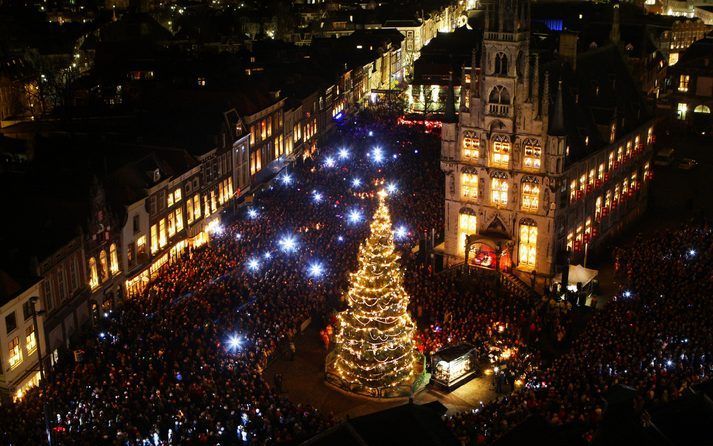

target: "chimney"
[559,32,579,71]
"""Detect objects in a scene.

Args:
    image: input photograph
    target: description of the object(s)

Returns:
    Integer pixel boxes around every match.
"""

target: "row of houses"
[0,28,405,401]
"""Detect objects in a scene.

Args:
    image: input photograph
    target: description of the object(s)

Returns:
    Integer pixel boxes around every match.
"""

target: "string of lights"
[332,191,417,392]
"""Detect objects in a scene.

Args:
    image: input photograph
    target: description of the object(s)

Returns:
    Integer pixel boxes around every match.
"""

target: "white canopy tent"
[554,264,599,291]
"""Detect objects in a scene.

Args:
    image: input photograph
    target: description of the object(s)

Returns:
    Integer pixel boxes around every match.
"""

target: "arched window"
[494,52,508,75]
[461,171,478,200]
[462,131,479,159]
[89,257,99,290]
[491,177,509,206]
[694,105,711,114]
[488,86,510,104]
[99,250,109,282]
[457,208,477,256]
[521,178,540,212]
[491,135,511,167]
[523,139,541,169]
[518,219,537,269]
[109,243,119,275]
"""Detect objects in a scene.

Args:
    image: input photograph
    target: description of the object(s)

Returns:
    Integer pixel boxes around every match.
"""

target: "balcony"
[488,104,510,117]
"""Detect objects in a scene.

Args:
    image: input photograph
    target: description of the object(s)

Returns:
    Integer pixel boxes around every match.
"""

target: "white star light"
[338,148,350,159]
[386,182,398,194]
[347,209,363,224]
[248,208,258,219]
[324,156,336,168]
[371,147,384,163]
[279,234,298,253]
[394,225,408,240]
[247,257,260,271]
[280,173,293,185]
[227,334,242,351]
[351,178,362,188]
[308,262,324,278]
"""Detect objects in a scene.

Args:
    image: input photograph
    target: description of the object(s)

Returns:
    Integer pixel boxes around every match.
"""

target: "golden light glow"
[519,223,537,268]
[458,212,477,255]
[332,193,417,392]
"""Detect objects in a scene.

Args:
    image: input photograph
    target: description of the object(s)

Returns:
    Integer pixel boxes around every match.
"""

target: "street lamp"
[29,296,52,446]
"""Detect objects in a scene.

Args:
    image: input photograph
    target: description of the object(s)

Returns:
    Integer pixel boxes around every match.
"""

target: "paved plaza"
[266,326,497,419]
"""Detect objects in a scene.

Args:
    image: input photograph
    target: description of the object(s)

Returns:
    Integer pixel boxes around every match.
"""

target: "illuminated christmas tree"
[332,191,418,395]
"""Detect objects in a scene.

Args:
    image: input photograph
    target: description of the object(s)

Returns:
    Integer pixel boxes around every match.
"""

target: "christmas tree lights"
[331,190,418,395]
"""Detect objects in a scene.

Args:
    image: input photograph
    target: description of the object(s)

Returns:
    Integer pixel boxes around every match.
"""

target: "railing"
[488,103,510,116]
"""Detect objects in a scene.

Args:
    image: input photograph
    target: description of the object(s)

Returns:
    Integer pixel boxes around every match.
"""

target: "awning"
[554,264,599,287]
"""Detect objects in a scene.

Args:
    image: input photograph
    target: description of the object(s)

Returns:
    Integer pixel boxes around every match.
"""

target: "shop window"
[461,173,478,200]
[518,221,537,268]
[457,211,477,256]
[521,180,539,212]
[491,178,509,206]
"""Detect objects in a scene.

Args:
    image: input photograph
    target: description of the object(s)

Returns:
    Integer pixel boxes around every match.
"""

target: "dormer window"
[153,169,161,182]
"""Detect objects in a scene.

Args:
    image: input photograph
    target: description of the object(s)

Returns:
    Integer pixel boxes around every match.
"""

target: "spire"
[610,3,620,44]
[549,80,566,136]
[443,70,457,123]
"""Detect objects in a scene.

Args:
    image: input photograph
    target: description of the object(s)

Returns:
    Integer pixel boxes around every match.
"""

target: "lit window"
[492,138,510,167]
[678,74,689,92]
[463,133,479,159]
[595,196,603,219]
[614,185,621,203]
[617,147,623,162]
[168,212,176,238]
[570,180,577,202]
[89,258,99,289]
[187,199,194,224]
[136,236,147,258]
[647,127,654,144]
[626,142,632,158]
[99,250,109,282]
[584,218,592,241]
[566,232,574,251]
[644,162,650,180]
[174,188,182,202]
[159,219,167,247]
[457,212,477,256]
[608,152,615,170]
[677,102,688,120]
[521,180,539,212]
[588,169,595,187]
[461,173,478,200]
[150,225,158,254]
[8,337,22,369]
[523,142,541,169]
[167,192,174,207]
[598,163,605,180]
[194,195,202,219]
[518,222,537,268]
[610,123,616,143]
[109,243,119,275]
[622,178,629,196]
[25,326,37,355]
[491,178,509,206]
[605,190,612,209]
[579,174,586,193]
[176,208,184,232]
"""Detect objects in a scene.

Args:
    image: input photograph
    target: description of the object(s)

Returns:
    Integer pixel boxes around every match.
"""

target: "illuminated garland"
[333,191,417,390]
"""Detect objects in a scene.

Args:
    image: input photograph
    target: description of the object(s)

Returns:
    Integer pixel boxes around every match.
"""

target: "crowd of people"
[3,107,711,446]
[0,111,450,445]
[447,222,713,444]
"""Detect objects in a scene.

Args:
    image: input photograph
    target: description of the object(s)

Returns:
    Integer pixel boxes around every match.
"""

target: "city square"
[1,0,713,445]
